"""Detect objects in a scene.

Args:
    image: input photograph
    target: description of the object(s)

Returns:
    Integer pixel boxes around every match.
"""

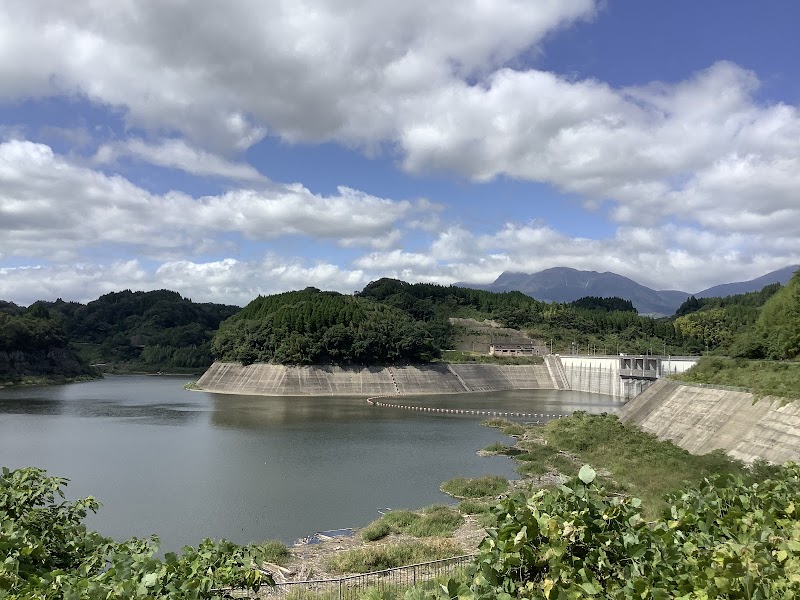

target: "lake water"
[0,376,622,551]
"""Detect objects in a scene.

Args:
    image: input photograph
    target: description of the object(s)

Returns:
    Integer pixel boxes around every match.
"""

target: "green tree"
[0,467,275,599]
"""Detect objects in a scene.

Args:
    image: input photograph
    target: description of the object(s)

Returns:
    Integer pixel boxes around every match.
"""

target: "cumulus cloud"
[94,138,267,182]
[2,1,800,303]
[348,222,800,293]
[0,0,596,149]
[0,258,368,307]
[2,1,799,240]
[0,139,425,259]
[2,219,798,307]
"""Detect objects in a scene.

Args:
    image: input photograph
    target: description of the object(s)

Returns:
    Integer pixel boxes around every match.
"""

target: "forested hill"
[731,269,800,360]
[34,290,239,372]
[212,288,442,365]
[212,275,798,366]
[0,305,98,383]
[672,282,787,356]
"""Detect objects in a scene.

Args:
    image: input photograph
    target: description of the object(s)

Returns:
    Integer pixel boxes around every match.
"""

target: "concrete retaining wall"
[619,379,800,464]
[560,358,622,397]
[196,362,558,396]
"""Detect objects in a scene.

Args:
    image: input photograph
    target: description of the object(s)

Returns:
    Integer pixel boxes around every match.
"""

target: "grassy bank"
[326,539,463,574]
[672,356,800,400]
[484,412,777,518]
[360,505,463,542]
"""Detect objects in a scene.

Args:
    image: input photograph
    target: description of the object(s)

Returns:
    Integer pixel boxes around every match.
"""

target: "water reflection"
[210,394,371,429]
[0,396,65,415]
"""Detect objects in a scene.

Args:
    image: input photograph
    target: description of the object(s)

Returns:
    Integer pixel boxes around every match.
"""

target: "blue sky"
[1,1,799,306]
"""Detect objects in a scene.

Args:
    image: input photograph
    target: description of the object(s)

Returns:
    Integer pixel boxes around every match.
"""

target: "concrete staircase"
[544,355,570,390]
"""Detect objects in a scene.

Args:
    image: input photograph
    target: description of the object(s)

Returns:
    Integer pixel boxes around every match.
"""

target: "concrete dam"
[196,361,559,396]
[620,379,800,465]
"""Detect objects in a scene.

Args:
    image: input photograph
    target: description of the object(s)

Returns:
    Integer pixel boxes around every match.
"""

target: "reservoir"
[0,376,621,551]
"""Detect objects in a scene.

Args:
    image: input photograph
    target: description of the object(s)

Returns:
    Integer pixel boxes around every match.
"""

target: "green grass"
[539,412,775,517]
[326,540,464,574]
[361,519,393,542]
[481,441,508,454]
[361,506,463,541]
[484,412,782,519]
[500,424,526,436]
[673,357,800,400]
[456,499,492,515]
[440,475,509,499]
[481,442,522,456]
[260,540,291,565]
[481,417,515,429]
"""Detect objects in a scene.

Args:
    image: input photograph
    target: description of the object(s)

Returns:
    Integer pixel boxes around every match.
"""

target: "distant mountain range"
[457,265,799,316]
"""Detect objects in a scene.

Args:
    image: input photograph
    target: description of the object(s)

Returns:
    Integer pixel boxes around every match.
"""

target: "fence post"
[338,578,342,600]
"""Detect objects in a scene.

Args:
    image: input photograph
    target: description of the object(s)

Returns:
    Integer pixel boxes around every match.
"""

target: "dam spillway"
[195,362,558,396]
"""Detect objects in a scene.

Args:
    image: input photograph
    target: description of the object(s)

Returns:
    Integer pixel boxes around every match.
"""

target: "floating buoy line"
[366,396,566,420]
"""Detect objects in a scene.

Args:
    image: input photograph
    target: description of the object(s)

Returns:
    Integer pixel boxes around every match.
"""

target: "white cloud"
[0,0,596,149]
[0,139,424,259]
[348,221,800,293]
[353,250,436,271]
[2,1,798,243]
[94,138,267,182]
[2,2,800,303]
[0,258,368,307]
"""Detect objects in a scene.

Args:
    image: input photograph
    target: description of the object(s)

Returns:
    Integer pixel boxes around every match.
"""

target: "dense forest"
[0,306,97,383]
[729,270,800,360]
[39,290,239,371]
[212,288,440,365]
[0,290,238,380]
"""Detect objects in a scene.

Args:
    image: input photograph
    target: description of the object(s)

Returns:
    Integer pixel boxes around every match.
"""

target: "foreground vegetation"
[440,463,800,599]
[0,467,286,599]
[674,356,800,400]
[406,413,799,599]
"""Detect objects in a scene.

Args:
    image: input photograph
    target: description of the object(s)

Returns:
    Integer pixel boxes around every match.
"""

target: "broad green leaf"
[578,465,596,485]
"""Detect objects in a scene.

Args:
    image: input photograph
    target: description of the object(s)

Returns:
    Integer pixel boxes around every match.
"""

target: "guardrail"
[217,554,476,599]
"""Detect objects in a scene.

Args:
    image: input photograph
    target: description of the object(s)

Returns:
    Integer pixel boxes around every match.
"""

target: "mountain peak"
[461,266,798,316]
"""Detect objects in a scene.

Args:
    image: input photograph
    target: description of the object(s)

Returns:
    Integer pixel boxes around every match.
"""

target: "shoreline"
[0,373,101,388]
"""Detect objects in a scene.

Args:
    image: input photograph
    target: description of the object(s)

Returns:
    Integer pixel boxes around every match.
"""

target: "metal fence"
[216,554,475,599]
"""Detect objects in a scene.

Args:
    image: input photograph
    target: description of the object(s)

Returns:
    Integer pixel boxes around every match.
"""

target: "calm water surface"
[0,376,621,551]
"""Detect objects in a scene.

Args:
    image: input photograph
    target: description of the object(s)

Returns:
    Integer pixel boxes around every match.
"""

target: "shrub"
[440,475,509,499]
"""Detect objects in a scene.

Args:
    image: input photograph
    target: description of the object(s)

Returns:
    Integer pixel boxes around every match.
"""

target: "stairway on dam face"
[544,356,570,390]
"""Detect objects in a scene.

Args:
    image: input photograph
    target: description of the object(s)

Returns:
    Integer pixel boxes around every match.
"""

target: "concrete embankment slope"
[196,362,556,396]
[619,379,800,464]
